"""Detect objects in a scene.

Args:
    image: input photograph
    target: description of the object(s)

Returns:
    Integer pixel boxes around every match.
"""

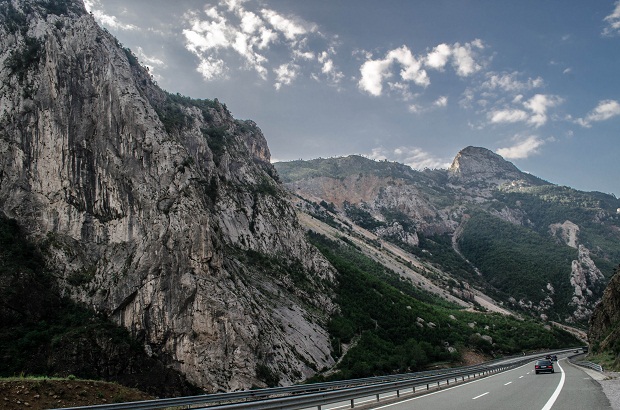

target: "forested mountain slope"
[275,150,620,326]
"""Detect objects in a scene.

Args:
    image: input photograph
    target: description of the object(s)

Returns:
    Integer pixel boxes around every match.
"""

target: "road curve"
[359,357,611,410]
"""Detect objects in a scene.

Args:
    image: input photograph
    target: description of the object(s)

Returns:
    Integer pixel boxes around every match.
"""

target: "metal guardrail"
[575,361,604,372]
[53,349,577,410]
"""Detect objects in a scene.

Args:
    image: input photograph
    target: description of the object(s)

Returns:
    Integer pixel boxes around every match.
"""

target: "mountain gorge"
[0,0,616,397]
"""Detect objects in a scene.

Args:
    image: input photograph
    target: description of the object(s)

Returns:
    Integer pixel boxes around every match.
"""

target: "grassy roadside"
[0,376,154,409]
[587,351,620,372]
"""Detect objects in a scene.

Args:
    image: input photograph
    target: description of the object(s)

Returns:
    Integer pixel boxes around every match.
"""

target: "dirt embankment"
[0,379,154,410]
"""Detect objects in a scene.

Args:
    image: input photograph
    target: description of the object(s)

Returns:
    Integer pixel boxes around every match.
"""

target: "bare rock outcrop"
[589,266,620,355]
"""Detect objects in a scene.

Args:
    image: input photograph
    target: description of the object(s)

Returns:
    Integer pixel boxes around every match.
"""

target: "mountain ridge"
[275,148,620,324]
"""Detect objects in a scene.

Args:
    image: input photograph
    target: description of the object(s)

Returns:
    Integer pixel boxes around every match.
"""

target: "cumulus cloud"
[576,100,620,127]
[358,40,484,97]
[496,136,545,159]
[358,46,429,96]
[368,146,451,169]
[425,44,451,70]
[451,40,484,76]
[274,63,299,90]
[524,94,562,127]
[603,1,620,36]
[486,94,562,127]
[182,1,342,86]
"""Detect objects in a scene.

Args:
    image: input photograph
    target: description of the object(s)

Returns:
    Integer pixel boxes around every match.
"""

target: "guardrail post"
[396,389,400,398]
[350,399,354,408]
[427,383,429,390]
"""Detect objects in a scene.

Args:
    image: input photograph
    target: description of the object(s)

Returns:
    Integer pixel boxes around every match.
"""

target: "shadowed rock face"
[0,0,336,392]
[589,269,620,353]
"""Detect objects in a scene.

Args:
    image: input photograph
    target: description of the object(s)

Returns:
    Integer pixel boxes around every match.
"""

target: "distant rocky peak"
[448,146,521,179]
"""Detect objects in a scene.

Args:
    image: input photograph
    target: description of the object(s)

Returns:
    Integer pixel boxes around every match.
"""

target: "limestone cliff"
[0,0,336,391]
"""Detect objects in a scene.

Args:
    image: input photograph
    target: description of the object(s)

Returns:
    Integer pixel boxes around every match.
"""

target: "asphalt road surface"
[321,357,611,410]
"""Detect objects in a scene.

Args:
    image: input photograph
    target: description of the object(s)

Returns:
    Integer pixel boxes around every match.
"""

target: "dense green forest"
[494,188,620,277]
[307,231,579,380]
[458,210,607,322]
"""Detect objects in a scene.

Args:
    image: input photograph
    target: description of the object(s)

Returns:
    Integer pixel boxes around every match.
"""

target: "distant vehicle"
[545,355,551,360]
[551,355,558,361]
[535,359,554,374]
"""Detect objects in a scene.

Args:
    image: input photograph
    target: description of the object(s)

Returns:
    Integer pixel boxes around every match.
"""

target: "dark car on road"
[551,355,558,361]
[535,359,554,374]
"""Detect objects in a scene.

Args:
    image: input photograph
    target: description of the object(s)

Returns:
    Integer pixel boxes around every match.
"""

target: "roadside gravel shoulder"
[599,372,620,410]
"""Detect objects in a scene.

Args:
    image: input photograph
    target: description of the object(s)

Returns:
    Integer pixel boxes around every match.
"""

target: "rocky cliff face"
[0,0,336,392]
[589,267,620,356]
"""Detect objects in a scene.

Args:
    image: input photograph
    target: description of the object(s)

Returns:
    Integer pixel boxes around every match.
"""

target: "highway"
[318,356,610,410]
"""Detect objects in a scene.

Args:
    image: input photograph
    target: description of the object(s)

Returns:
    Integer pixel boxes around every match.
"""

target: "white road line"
[519,376,524,378]
[541,361,565,410]
[472,392,489,400]
[374,360,534,409]
[504,382,512,385]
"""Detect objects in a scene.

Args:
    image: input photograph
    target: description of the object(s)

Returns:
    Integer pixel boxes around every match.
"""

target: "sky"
[83,0,620,197]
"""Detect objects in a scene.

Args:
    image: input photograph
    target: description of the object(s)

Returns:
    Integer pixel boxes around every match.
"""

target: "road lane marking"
[374,360,535,409]
[541,361,565,410]
[519,376,524,378]
[472,392,489,400]
[504,382,512,385]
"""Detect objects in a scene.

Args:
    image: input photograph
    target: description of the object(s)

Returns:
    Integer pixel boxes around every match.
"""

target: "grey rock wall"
[0,0,336,392]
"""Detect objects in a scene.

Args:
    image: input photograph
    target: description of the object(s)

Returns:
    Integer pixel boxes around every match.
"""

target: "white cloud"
[368,146,451,169]
[274,63,299,89]
[84,0,138,31]
[358,57,396,96]
[358,40,484,99]
[425,43,451,70]
[358,46,429,96]
[489,109,529,124]
[481,71,544,92]
[603,1,620,36]
[496,136,544,159]
[182,1,339,88]
[576,99,620,127]
[524,94,562,127]
[197,57,227,80]
[135,47,165,69]
[451,40,484,76]
[434,96,448,107]
[260,9,316,41]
